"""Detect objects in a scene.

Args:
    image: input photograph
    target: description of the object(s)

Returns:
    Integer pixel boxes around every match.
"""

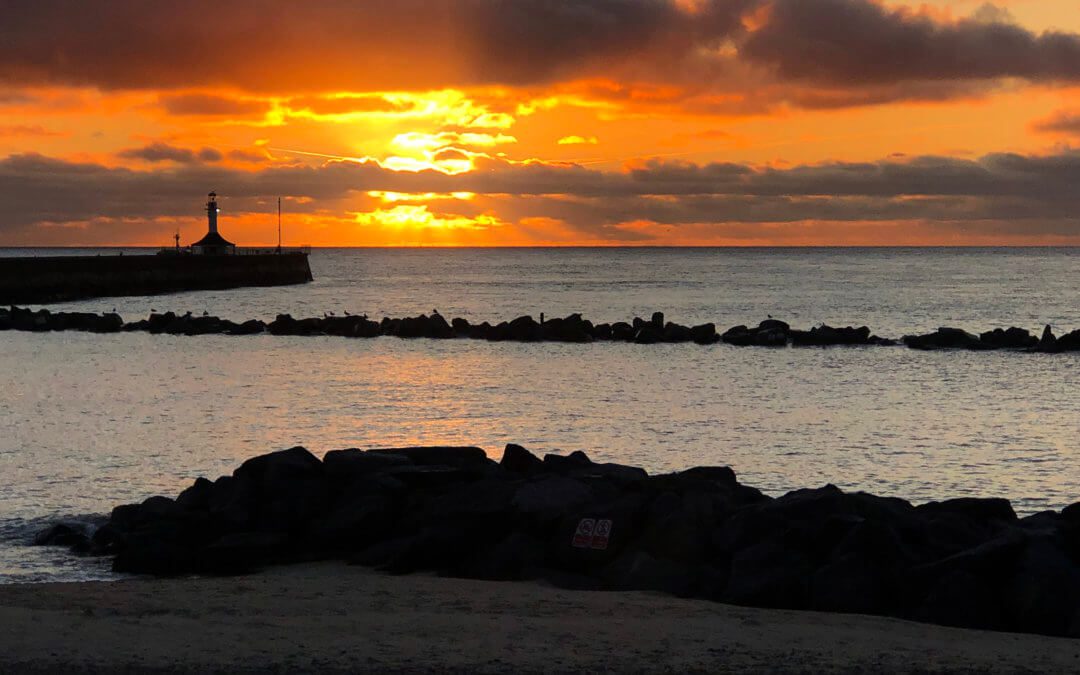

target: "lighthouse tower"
[190,192,236,255]
[207,192,219,234]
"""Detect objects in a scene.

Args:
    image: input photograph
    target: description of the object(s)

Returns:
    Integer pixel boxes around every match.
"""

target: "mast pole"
[277,197,282,252]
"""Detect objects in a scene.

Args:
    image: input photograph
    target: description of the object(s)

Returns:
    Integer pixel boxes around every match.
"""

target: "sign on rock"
[572,518,613,550]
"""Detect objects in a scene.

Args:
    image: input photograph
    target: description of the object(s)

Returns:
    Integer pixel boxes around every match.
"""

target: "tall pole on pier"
[277,197,282,253]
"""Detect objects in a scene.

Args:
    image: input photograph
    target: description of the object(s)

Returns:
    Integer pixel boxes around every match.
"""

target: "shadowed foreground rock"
[38,444,1080,639]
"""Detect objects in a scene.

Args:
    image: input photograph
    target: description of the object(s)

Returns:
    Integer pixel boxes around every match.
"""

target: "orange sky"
[1,0,1079,246]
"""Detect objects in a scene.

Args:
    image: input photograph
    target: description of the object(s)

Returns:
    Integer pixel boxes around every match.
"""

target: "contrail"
[267,147,368,162]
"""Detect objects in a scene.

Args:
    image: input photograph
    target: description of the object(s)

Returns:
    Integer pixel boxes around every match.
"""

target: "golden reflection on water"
[1,331,1076,526]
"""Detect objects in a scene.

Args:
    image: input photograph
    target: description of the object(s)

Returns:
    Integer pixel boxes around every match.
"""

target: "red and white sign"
[591,519,612,550]
[572,518,614,549]
[572,518,596,548]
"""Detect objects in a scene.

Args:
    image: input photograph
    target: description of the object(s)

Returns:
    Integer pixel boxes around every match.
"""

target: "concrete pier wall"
[0,253,313,304]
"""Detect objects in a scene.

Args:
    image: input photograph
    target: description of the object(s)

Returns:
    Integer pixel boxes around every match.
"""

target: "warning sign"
[592,519,612,550]
[572,518,596,548]
[572,518,613,550]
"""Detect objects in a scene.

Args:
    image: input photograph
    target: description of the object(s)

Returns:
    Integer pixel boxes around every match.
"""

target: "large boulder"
[512,476,592,522]
[232,446,327,531]
[500,443,544,475]
[367,446,489,468]
[903,327,989,351]
[979,327,1037,350]
[790,325,872,347]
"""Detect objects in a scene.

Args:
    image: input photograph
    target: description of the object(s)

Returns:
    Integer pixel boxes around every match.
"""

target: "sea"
[2,247,1079,583]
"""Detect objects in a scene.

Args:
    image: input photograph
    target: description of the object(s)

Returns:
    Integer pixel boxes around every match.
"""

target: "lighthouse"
[190,192,236,255]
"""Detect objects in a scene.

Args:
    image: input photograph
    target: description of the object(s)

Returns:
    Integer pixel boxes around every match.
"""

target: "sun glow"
[352,205,500,231]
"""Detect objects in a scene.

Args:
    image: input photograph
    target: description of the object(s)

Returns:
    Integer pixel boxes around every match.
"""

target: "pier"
[0,193,313,304]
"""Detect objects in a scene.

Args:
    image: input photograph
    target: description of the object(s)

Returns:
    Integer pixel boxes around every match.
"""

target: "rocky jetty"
[902,325,1080,352]
[6,305,1080,352]
[36,444,1080,638]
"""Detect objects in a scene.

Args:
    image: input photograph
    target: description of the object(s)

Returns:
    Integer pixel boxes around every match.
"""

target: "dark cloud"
[227,148,270,163]
[0,124,63,138]
[2,150,1079,241]
[2,0,1075,110]
[740,0,1080,85]
[1033,110,1080,136]
[0,0,746,91]
[117,142,223,164]
[156,93,272,117]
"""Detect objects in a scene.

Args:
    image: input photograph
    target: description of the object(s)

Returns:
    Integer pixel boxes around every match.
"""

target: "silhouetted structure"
[190,192,236,255]
[0,192,313,303]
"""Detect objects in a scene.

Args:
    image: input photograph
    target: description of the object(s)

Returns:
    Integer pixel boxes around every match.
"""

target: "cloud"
[557,135,598,145]
[740,0,1080,85]
[117,142,223,163]
[156,92,272,117]
[2,0,1076,114]
[286,95,417,116]
[1033,109,1080,136]
[0,124,63,137]
[2,149,1079,244]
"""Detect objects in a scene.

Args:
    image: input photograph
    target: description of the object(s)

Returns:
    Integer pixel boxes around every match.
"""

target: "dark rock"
[591,323,613,340]
[233,446,327,531]
[323,448,413,486]
[790,325,872,347]
[34,523,92,551]
[53,441,1080,640]
[722,322,789,347]
[662,322,693,343]
[674,466,737,485]
[724,535,812,609]
[689,323,718,344]
[633,324,662,344]
[369,446,488,467]
[506,315,541,341]
[176,477,215,511]
[230,319,266,335]
[307,494,395,552]
[197,531,290,574]
[979,327,1037,350]
[917,497,1017,523]
[461,531,546,580]
[542,450,593,473]
[758,318,789,332]
[512,476,592,522]
[1039,325,1057,351]
[903,327,989,351]
[381,465,472,489]
[451,317,470,336]
[610,322,634,341]
[500,443,544,474]
[1056,329,1080,353]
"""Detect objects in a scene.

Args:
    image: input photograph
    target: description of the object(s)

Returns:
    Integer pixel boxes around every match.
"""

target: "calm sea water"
[2,247,1079,583]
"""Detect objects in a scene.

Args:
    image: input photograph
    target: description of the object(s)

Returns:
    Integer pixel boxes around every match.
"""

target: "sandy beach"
[2,563,1078,674]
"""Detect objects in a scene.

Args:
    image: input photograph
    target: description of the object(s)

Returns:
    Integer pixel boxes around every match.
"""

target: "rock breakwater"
[36,444,1080,638]
[6,305,1080,352]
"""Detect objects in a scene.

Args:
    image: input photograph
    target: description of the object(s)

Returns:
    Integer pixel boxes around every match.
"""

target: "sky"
[1,0,1080,246]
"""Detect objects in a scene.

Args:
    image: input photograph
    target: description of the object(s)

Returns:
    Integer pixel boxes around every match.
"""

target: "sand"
[1,563,1078,673]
